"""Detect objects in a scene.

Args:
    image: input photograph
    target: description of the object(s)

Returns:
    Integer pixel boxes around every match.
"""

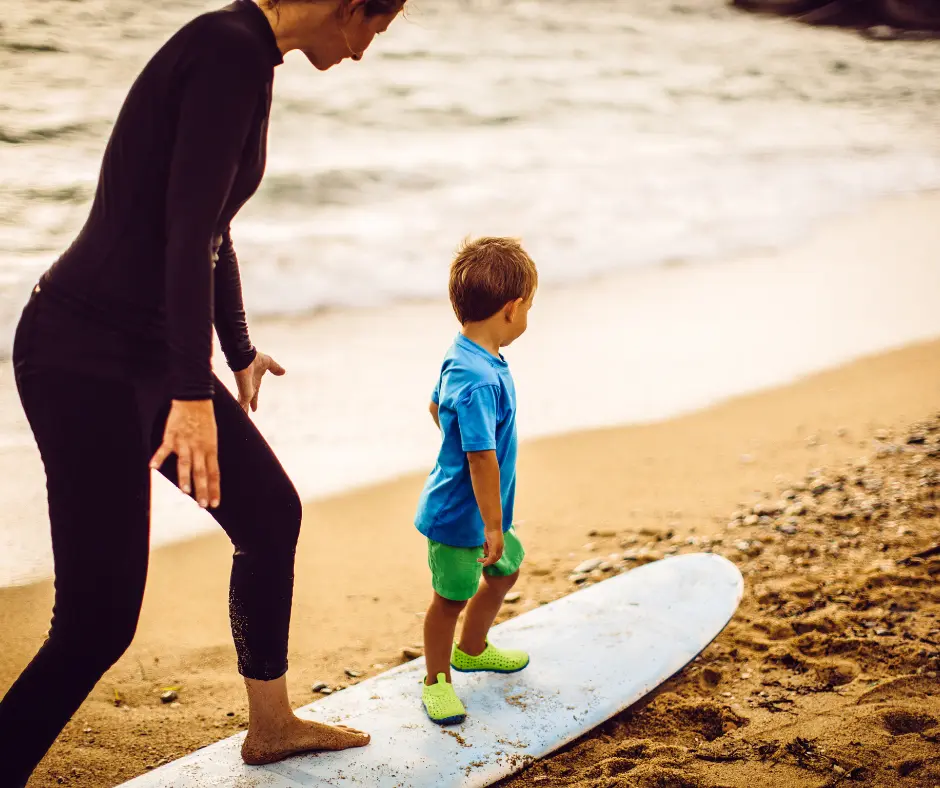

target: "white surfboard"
[120,553,743,788]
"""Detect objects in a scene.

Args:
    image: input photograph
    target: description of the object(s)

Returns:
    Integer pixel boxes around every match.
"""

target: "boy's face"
[500,290,536,347]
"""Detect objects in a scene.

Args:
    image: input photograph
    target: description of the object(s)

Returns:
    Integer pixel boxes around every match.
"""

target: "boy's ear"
[504,298,523,322]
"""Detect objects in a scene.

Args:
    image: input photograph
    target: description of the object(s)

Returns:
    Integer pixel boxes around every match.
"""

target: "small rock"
[864,24,898,41]
[570,574,588,584]
[874,429,891,441]
[743,514,759,527]
[832,765,845,775]
[583,542,597,552]
[598,562,614,573]
[588,529,617,538]
[402,647,423,660]
[776,523,798,535]
[504,591,522,603]
[320,688,334,695]
[574,558,604,574]
[160,690,178,704]
[345,669,362,678]
[311,682,329,693]
[741,672,752,680]
[701,667,722,686]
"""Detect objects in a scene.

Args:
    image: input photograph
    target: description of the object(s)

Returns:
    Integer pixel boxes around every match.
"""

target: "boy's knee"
[433,592,468,615]
[486,570,520,590]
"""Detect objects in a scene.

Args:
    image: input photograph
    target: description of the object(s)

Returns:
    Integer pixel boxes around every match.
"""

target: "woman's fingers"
[267,356,286,376]
[206,449,221,508]
[191,450,209,507]
[149,441,172,471]
[176,445,193,496]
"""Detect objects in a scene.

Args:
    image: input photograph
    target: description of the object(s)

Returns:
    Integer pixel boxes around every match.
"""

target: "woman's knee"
[49,605,140,671]
[232,478,302,555]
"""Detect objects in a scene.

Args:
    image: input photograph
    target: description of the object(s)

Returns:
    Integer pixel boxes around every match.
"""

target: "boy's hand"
[467,450,503,566]
[480,527,505,567]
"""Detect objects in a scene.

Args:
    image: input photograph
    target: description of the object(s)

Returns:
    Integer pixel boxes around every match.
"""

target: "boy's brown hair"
[448,237,538,324]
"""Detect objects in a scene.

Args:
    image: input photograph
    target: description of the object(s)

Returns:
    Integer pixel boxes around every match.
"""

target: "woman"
[0,0,404,783]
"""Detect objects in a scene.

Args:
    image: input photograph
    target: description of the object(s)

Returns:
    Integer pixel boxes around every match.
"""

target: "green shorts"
[427,527,525,602]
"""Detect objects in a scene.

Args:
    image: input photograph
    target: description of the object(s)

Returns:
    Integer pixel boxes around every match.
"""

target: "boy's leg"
[452,528,529,674]
[423,593,467,685]
[457,570,519,657]
[424,539,480,683]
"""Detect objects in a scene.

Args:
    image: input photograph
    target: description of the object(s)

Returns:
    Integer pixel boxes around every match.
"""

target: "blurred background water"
[2,0,940,585]
[2,0,940,351]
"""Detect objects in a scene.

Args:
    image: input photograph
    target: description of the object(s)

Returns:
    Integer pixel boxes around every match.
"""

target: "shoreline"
[3,335,940,787]
[1,190,940,588]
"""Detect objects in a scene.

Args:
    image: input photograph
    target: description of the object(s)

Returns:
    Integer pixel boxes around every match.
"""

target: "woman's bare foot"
[241,716,370,765]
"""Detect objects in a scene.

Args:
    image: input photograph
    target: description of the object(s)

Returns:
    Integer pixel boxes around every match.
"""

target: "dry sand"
[1,336,938,787]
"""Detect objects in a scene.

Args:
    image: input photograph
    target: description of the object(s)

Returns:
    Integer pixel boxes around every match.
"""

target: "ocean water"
[2,0,940,350]
[2,0,940,587]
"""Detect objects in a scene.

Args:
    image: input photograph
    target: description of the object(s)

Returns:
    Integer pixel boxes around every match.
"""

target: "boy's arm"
[429,401,440,429]
[467,450,504,567]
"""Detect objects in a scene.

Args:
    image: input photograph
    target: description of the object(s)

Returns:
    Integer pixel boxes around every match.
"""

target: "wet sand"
[2,334,939,787]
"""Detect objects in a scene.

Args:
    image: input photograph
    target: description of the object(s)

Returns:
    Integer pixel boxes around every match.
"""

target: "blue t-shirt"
[415,334,517,548]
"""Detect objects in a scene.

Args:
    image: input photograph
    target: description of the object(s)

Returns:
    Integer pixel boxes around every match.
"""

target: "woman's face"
[301,3,400,71]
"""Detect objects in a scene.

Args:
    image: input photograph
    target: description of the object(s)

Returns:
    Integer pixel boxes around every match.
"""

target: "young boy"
[414,237,537,725]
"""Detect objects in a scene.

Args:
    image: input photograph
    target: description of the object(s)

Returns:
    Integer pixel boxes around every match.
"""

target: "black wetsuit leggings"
[0,365,302,787]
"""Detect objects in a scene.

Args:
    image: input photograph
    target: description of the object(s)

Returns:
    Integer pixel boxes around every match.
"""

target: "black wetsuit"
[0,3,301,784]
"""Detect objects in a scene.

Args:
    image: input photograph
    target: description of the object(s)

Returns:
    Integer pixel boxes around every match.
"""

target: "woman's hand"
[233,351,286,414]
[150,399,220,509]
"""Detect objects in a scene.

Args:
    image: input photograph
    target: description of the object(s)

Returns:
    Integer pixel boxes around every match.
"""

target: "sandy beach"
[2,295,939,785]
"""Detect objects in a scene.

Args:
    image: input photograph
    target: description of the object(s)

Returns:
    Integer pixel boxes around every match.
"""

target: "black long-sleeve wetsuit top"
[32,0,282,400]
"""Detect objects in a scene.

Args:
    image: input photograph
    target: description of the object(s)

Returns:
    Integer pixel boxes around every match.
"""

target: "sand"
[0,334,938,787]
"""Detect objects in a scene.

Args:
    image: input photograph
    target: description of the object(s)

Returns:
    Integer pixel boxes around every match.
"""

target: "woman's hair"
[265,0,406,16]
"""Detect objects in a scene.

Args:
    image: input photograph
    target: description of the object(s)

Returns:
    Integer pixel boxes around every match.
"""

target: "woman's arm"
[153,42,266,507]
[214,228,257,373]
[163,45,264,400]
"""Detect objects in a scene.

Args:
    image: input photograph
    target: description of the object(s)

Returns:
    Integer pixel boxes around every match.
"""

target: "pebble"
[320,688,334,695]
[570,574,588,584]
[743,514,759,527]
[574,558,604,574]
[160,690,178,704]
[776,523,798,535]
[504,591,522,603]
[345,669,362,678]
[588,529,617,538]
[402,647,423,660]
[583,542,597,552]
[832,765,846,775]
[311,682,329,693]
[741,672,752,679]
